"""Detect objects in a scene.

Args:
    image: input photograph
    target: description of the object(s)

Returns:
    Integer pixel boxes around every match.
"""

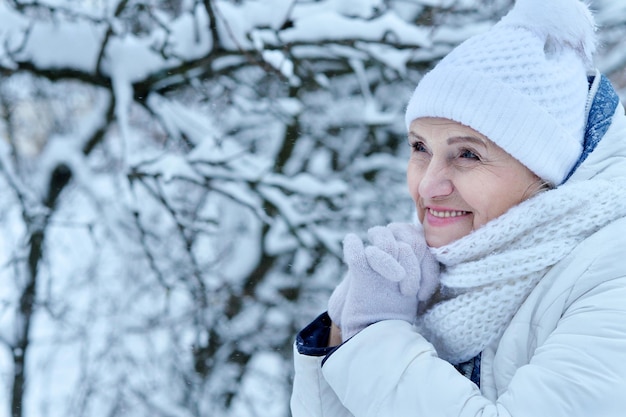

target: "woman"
[291,0,626,415]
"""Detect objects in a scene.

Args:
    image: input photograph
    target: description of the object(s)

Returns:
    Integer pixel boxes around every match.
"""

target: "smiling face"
[407,117,543,248]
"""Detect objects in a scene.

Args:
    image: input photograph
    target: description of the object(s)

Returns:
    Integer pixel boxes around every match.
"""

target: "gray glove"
[328,223,440,341]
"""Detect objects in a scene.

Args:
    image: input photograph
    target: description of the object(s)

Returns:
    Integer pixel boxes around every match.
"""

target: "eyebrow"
[447,135,487,147]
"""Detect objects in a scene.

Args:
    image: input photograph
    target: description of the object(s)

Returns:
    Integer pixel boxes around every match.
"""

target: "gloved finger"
[367,226,398,259]
[387,222,428,258]
[328,274,350,325]
[417,249,441,301]
[396,242,421,296]
[364,246,405,282]
[342,233,370,276]
[399,280,420,298]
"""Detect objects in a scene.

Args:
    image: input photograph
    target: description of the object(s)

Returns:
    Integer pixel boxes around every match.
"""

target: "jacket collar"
[563,70,620,183]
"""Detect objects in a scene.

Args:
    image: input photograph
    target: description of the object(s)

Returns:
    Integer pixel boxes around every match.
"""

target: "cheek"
[407,167,426,223]
[473,180,528,227]
[406,167,421,202]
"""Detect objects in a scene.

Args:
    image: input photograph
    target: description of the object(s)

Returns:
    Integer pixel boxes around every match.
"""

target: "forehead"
[409,117,489,146]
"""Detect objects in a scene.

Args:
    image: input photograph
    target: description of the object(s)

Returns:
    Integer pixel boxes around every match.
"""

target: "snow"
[292,0,384,20]
[431,21,493,44]
[168,4,214,59]
[214,0,293,50]
[281,11,432,47]
[275,97,303,116]
[24,19,106,72]
[147,93,219,147]
[356,41,414,75]
[262,50,297,83]
[0,3,29,69]
[105,35,168,83]
[0,1,624,416]
[230,351,289,417]
[265,218,299,255]
[263,172,347,197]
[211,181,271,223]
[147,153,203,183]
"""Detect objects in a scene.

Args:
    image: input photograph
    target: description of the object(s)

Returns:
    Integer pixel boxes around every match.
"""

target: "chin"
[424,234,447,248]
[424,229,468,248]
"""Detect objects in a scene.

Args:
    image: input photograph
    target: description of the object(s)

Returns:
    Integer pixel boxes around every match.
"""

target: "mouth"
[427,208,470,218]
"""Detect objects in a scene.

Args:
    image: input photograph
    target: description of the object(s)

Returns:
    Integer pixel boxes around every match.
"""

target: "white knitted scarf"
[417,178,626,364]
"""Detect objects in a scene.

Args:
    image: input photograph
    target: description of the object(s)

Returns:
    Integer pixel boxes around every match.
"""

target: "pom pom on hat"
[499,0,596,63]
[405,0,596,185]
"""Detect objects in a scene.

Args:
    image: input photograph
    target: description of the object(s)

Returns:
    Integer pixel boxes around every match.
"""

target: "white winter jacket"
[291,73,626,416]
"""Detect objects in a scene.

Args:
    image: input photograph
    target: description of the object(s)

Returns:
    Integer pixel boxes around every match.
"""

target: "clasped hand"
[328,223,440,343]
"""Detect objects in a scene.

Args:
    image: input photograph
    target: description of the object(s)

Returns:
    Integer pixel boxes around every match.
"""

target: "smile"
[428,208,469,218]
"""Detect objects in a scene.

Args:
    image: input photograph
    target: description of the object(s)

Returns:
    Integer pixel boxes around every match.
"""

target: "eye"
[409,140,428,153]
[459,148,480,160]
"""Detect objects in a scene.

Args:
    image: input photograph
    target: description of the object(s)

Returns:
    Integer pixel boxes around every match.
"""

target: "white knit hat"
[405,0,596,185]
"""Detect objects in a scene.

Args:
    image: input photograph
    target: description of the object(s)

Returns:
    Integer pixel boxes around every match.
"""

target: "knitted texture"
[328,224,439,341]
[405,0,596,185]
[417,177,626,364]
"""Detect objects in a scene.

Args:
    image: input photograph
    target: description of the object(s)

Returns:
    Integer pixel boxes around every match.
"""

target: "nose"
[417,159,454,200]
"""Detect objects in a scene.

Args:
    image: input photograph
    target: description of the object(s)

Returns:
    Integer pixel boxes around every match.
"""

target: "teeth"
[429,208,468,218]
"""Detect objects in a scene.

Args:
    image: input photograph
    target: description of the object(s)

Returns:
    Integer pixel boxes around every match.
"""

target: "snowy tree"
[0,1,624,416]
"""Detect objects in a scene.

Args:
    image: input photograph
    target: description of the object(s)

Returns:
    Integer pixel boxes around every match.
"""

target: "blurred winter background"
[0,0,624,416]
